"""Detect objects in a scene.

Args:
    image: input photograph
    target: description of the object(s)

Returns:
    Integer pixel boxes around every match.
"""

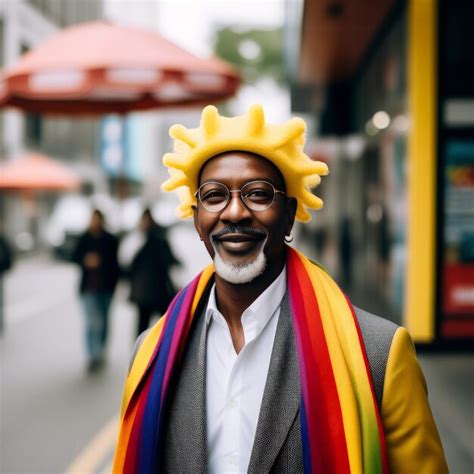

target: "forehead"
[199,151,285,187]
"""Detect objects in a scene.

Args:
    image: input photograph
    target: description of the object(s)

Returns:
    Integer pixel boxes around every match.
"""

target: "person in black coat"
[0,231,14,335]
[73,209,119,371]
[126,209,179,337]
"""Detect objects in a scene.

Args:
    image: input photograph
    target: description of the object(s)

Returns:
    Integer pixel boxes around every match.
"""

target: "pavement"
[0,228,473,473]
[1,253,133,474]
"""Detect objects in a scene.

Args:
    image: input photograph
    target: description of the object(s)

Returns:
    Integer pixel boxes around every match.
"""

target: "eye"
[201,189,227,203]
[243,184,273,203]
[247,189,270,199]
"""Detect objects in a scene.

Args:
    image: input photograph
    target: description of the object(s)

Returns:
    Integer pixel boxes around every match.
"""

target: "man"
[114,105,447,473]
[73,209,119,372]
[121,208,179,337]
[0,228,14,335]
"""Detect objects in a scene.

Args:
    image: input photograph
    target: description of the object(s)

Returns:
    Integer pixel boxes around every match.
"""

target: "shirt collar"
[205,266,287,336]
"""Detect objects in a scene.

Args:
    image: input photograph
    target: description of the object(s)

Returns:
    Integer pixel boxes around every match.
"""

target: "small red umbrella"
[0,152,79,335]
[0,153,80,191]
[0,21,240,115]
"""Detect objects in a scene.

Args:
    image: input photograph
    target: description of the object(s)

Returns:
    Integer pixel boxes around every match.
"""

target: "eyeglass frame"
[194,179,286,213]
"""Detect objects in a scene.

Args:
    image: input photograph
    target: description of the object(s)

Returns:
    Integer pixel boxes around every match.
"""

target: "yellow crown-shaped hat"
[161,104,328,222]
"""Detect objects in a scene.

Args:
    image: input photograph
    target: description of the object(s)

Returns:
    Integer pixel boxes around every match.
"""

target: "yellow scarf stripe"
[298,249,382,472]
[297,252,363,473]
[120,316,166,418]
[190,265,215,315]
[318,267,382,472]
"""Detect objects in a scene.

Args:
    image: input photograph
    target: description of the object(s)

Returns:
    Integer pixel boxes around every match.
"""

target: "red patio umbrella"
[0,21,240,115]
[0,152,80,335]
[0,153,80,191]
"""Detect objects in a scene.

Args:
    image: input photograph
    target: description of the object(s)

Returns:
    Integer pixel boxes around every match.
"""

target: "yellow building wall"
[405,0,438,342]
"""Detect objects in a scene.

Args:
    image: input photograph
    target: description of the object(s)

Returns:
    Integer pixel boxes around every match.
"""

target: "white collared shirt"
[205,267,287,473]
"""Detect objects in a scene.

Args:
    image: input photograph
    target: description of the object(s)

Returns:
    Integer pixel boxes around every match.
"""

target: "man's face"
[193,152,296,283]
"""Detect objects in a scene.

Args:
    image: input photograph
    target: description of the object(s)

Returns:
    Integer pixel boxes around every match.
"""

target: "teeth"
[222,237,256,242]
[221,239,252,243]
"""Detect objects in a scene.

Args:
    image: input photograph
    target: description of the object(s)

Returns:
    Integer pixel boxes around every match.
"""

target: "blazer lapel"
[248,293,301,473]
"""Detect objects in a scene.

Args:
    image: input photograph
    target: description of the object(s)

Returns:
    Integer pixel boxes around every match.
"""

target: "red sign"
[442,264,474,315]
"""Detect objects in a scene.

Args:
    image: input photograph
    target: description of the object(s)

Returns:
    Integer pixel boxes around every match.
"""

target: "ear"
[192,205,203,240]
[285,197,297,236]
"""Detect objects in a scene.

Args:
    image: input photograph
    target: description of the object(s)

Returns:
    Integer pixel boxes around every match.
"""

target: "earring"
[284,233,294,243]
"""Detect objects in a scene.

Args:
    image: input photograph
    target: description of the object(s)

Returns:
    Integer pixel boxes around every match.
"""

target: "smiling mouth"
[213,233,265,253]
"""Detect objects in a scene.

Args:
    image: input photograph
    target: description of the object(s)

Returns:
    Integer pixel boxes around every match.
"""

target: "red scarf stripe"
[344,295,389,474]
[289,253,351,473]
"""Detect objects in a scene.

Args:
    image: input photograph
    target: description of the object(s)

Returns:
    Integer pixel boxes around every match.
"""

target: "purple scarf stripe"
[300,399,312,474]
[138,287,189,473]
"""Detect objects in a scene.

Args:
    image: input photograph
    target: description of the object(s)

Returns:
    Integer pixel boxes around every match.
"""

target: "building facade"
[289,0,474,346]
[0,0,103,250]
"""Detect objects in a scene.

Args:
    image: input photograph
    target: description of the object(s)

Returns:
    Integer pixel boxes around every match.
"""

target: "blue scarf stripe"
[300,400,313,474]
[138,286,189,473]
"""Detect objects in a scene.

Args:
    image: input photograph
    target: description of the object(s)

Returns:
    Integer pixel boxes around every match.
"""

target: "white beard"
[212,239,267,284]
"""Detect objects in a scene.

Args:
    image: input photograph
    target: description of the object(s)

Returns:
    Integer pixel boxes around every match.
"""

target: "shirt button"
[228,399,237,408]
[229,455,239,465]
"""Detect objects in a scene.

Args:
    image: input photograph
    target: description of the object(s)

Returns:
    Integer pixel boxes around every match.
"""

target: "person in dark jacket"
[125,209,179,337]
[0,230,14,335]
[73,209,119,371]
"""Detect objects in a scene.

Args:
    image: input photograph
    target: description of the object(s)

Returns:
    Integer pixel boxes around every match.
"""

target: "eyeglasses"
[195,180,286,213]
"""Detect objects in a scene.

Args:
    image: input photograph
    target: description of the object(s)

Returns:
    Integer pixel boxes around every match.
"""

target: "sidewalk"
[419,353,473,473]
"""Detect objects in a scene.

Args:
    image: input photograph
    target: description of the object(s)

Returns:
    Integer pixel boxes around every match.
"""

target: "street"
[1,253,132,473]
[1,236,473,473]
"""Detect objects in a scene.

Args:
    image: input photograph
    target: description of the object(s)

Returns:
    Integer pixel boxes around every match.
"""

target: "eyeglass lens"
[198,181,276,212]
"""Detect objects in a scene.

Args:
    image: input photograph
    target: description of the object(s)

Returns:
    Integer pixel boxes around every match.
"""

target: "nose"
[219,191,252,223]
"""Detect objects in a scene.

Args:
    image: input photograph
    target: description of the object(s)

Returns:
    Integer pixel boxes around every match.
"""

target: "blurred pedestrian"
[120,209,179,337]
[73,209,119,372]
[0,232,13,274]
[0,230,14,335]
[339,216,353,289]
[377,205,391,297]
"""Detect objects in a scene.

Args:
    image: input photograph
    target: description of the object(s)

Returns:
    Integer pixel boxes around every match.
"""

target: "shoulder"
[75,232,89,249]
[379,325,449,472]
[352,306,399,408]
[104,230,117,240]
[103,231,119,246]
[78,231,89,241]
[128,329,151,373]
[131,328,150,357]
[353,306,399,347]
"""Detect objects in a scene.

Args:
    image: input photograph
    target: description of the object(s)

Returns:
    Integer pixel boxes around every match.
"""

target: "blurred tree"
[214,27,284,84]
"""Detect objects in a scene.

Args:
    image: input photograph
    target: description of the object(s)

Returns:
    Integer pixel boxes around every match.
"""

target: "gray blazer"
[154,293,397,473]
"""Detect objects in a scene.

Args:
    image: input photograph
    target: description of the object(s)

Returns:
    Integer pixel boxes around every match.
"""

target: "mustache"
[212,225,267,240]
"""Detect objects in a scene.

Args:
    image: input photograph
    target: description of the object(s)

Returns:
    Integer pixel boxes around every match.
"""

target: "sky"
[104,0,285,57]
[104,0,291,120]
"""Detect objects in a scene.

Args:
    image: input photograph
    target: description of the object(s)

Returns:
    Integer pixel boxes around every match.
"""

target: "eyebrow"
[200,178,280,187]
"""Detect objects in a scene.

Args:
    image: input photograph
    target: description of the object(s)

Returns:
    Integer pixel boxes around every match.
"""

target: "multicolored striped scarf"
[113,248,388,473]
